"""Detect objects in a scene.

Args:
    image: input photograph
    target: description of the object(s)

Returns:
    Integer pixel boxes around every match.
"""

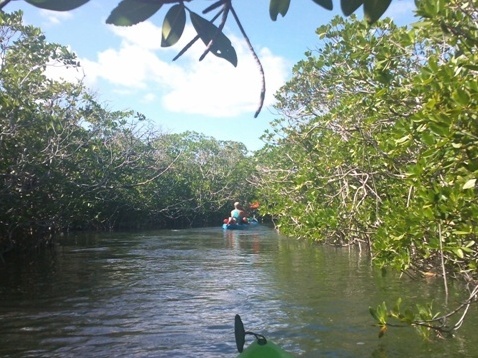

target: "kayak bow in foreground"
[235,314,294,358]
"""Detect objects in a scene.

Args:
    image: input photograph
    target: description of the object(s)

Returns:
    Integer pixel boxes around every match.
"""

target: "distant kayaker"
[228,202,248,224]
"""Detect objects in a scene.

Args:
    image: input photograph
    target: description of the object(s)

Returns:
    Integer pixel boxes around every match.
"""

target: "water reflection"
[0,227,477,357]
[223,228,262,254]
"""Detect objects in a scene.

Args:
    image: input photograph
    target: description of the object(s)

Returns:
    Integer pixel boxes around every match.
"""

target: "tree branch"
[230,5,266,118]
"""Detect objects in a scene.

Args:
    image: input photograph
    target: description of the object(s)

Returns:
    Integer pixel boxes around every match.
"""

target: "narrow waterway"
[0,225,477,357]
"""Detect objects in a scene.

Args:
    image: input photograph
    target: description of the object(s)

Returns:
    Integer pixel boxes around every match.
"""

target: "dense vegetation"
[0,11,256,254]
[1,0,477,341]
[253,0,477,337]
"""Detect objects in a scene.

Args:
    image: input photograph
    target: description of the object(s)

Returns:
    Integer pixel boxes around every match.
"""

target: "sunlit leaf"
[369,307,379,321]
[453,88,470,105]
[395,135,410,144]
[364,0,392,23]
[161,4,186,47]
[25,0,89,11]
[453,248,464,259]
[463,179,476,189]
[106,0,163,26]
[189,12,237,66]
[269,0,291,21]
[312,0,333,10]
[341,0,363,16]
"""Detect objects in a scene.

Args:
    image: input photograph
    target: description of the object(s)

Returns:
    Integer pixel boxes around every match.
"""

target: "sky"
[6,0,417,151]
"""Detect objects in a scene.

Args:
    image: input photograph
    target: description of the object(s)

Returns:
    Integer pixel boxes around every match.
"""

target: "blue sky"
[6,0,416,151]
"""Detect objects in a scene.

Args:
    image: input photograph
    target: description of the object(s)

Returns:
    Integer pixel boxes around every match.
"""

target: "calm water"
[0,225,477,357]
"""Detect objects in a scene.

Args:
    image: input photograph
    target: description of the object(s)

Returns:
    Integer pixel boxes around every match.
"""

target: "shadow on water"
[0,225,477,357]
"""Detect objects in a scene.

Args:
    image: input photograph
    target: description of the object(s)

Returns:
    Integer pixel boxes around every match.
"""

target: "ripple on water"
[1,228,478,357]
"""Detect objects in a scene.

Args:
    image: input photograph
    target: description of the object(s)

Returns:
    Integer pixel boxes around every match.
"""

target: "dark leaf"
[364,0,392,23]
[203,0,226,14]
[312,0,333,10]
[161,4,186,47]
[269,0,291,21]
[341,0,363,16]
[106,0,163,26]
[189,12,237,67]
[25,0,89,11]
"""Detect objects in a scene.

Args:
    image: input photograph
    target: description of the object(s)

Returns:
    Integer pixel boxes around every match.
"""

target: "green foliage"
[0,12,256,251]
[256,0,478,272]
[253,0,478,338]
[256,15,418,244]
[146,131,256,226]
[369,298,451,340]
[161,4,186,47]
[372,0,478,275]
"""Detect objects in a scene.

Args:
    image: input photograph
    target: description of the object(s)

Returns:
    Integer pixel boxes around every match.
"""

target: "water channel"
[1,225,477,357]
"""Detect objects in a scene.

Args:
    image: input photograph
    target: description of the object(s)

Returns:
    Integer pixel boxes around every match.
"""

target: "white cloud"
[108,21,164,51]
[161,31,290,117]
[73,21,289,118]
[39,9,73,26]
[81,45,170,89]
[143,93,157,103]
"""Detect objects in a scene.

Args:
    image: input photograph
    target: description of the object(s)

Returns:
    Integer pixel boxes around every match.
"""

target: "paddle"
[235,314,246,353]
[234,314,268,353]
